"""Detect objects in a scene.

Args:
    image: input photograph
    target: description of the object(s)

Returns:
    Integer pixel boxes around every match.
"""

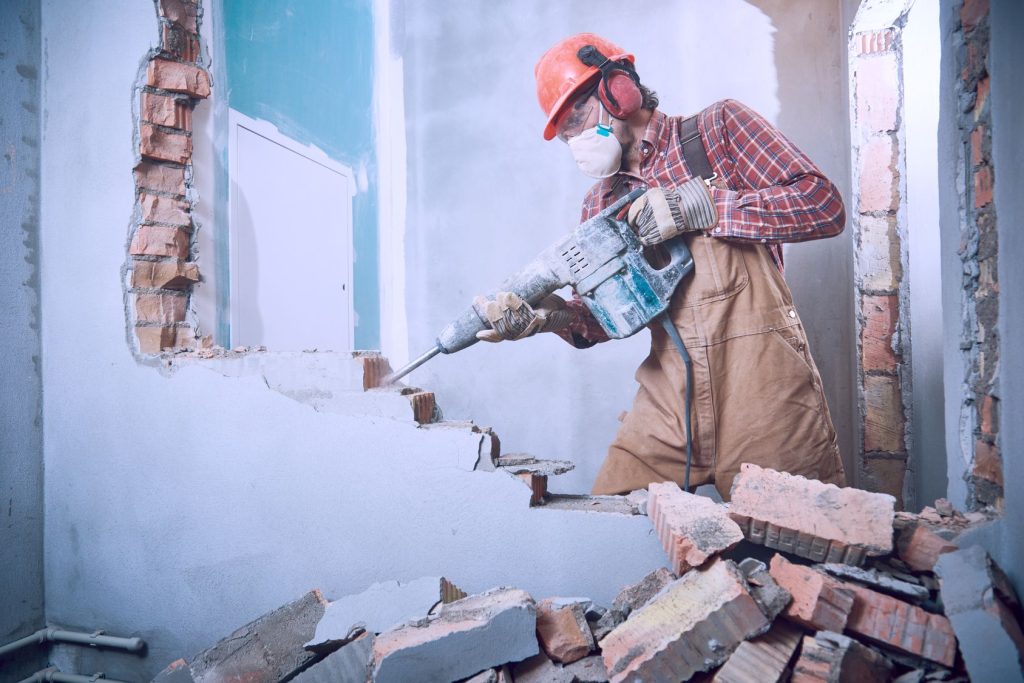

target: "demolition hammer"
[385,188,699,488]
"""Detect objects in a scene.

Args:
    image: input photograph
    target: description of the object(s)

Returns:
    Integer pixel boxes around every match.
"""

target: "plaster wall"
[399,0,856,493]
[0,0,46,678]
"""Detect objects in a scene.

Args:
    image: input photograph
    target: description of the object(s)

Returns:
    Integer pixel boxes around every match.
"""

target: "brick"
[536,598,596,664]
[140,123,192,164]
[974,164,993,208]
[135,292,187,324]
[140,192,191,227]
[291,632,374,683]
[146,58,211,98]
[768,555,855,632]
[858,135,898,213]
[858,456,907,506]
[960,0,989,33]
[861,294,899,372]
[518,472,548,506]
[843,581,958,666]
[856,214,902,291]
[971,124,987,166]
[895,524,957,572]
[162,23,200,62]
[132,260,200,290]
[856,29,893,55]
[647,482,744,574]
[360,353,393,390]
[600,558,770,682]
[142,91,191,130]
[371,587,537,683]
[134,160,186,196]
[790,631,892,683]
[855,53,899,132]
[130,225,190,259]
[135,325,191,354]
[973,439,1003,486]
[728,464,896,564]
[713,620,802,683]
[935,545,1024,682]
[863,374,905,453]
[975,76,990,120]
[406,390,436,424]
[159,0,198,33]
[152,658,194,683]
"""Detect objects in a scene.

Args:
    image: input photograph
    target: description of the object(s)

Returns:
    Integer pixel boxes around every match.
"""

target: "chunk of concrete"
[306,576,447,651]
[496,454,575,476]
[511,650,609,683]
[712,620,802,683]
[818,562,930,602]
[729,464,896,565]
[600,558,770,682]
[536,598,596,664]
[291,632,374,683]
[648,481,744,574]
[738,557,791,620]
[790,631,892,682]
[611,567,676,619]
[371,587,538,683]
[769,554,855,632]
[934,545,1024,682]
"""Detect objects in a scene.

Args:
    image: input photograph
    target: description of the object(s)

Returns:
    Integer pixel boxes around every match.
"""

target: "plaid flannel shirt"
[556,99,846,348]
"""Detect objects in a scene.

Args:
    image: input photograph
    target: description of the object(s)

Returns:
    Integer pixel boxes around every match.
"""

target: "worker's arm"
[703,99,846,244]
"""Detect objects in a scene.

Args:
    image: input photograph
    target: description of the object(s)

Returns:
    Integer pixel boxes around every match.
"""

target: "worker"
[476,33,847,500]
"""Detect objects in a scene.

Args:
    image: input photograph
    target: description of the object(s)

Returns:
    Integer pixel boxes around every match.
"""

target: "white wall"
[398,0,856,492]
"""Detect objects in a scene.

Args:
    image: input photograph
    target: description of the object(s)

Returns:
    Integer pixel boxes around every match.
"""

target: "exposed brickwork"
[768,554,855,633]
[127,0,209,355]
[856,29,894,56]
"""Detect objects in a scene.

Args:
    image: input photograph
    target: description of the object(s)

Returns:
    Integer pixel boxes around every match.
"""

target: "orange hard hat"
[535,33,634,141]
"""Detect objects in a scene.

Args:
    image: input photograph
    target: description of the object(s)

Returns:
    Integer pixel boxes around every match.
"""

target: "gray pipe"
[18,667,136,683]
[0,628,145,660]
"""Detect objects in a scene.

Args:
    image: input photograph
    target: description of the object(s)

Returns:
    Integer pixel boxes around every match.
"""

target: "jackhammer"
[385,188,699,489]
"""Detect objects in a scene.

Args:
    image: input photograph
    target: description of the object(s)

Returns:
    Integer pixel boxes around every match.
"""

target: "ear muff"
[599,70,642,119]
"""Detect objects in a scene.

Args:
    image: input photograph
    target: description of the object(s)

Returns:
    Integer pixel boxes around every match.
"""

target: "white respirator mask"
[567,104,622,179]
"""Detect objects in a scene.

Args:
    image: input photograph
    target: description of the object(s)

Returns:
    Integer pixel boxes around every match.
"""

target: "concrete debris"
[895,524,958,572]
[819,562,930,602]
[600,558,770,682]
[791,631,892,682]
[712,619,802,683]
[729,464,895,564]
[496,454,576,476]
[738,557,791,620]
[461,667,511,683]
[935,545,1024,682]
[541,493,644,515]
[371,587,538,683]
[291,632,374,683]
[305,576,450,651]
[610,566,676,619]
[624,488,649,516]
[647,481,744,574]
[536,598,597,664]
[512,650,609,683]
[769,554,855,632]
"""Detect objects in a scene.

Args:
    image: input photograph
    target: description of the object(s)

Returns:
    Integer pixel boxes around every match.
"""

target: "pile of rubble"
[153,465,1022,683]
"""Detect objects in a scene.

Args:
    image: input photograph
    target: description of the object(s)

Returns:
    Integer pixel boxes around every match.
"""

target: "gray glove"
[474,292,571,343]
[627,177,719,246]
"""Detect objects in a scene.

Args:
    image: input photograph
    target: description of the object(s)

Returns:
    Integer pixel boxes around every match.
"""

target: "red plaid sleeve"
[702,100,846,243]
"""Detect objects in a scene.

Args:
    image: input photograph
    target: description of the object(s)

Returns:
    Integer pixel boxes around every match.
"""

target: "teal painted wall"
[223,0,379,348]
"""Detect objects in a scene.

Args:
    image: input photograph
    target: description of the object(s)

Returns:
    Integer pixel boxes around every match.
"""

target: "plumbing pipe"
[17,667,135,683]
[0,629,145,660]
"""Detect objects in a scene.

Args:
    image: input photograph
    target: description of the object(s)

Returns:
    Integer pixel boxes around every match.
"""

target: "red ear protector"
[576,44,643,119]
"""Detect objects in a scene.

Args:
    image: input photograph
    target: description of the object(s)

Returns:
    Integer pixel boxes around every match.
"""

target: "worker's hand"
[628,178,718,246]
[474,292,571,343]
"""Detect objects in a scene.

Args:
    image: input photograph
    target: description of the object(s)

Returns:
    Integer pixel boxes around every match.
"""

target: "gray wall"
[0,0,46,679]
[400,0,856,492]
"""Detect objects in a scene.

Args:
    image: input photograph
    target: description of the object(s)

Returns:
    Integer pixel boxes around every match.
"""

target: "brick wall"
[954,0,1002,509]
[126,0,208,355]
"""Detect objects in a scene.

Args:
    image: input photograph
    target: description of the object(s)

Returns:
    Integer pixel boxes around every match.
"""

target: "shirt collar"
[643,110,667,149]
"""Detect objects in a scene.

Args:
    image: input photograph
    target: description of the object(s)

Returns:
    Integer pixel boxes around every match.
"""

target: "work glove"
[474,292,571,343]
[627,177,719,246]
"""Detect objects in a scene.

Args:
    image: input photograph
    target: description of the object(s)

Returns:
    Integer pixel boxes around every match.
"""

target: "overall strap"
[680,115,715,181]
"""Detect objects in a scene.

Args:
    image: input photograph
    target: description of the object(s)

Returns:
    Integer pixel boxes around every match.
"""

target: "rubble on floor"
[151,469,1019,682]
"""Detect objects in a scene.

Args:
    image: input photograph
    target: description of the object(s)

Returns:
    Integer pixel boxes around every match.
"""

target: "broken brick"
[130,225,190,259]
[407,390,436,424]
[371,587,537,683]
[790,631,892,683]
[140,192,191,227]
[132,260,200,290]
[600,558,769,683]
[712,620,802,683]
[518,472,547,506]
[611,567,675,620]
[729,464,895,565]
[140,122,192,164]
[159,0,198,33]
[135,292,187,324]
[162,23,200,62]
[895,524,957,572]
[141,91,192,130]
[647,481,744,574]
[360,353,393,390]
[536,598,596,664]
[136,325,191,354]
[146,58,211,98]
[768,554,855,632]
[134,160,186,197]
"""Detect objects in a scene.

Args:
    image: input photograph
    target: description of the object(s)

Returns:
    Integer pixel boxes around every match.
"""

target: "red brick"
[975,76,990,120]
[136,292,187,324]
[140,123,192,164]
[974,164,993,208]
[132,260,200,290]
[855,53,899,132]
[142,91,192,130]
[407,391,436,425]
[973,439,1003,486]
[162,23,200,62]
[980,393,998,437]
[859,456,907,507]
[600,558,770,683]
[130,225,190,259]
[728,464,896,564]
[159,0,198,32]
[768,555,855,632]
[971,125,987,167]
[961,0,989,33]
[360,354,393,390]
[895,524,958,572]
[134,160,186,196]
[790,632,892,683]
[843,581,958,666]
[140,192,191,227]
[647,481,744,574]
[861,294,899,372]
[856,29,893,55]
[136,325,192,354]
[518,473,547,506]
[863,374,905,453]
[858,135,898,213]
[857,214,901,291]
[146,58,211,99]
[535,599,595,664]
[712,620,802,683]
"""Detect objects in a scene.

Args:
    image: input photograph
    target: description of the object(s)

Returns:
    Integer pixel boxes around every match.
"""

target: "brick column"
[850,21,911,508]
[126,0,208,355]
